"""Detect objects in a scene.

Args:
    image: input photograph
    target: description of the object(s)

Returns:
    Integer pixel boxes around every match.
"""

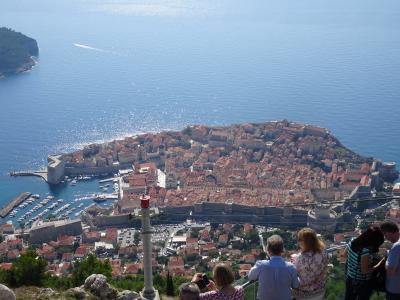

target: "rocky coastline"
[0,57,37,79]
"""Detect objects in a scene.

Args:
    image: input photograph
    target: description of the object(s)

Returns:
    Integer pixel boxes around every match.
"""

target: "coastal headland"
[0,27,39,77]
[20,120,395,206]
[4,120,400,235]
[10,120,398,222]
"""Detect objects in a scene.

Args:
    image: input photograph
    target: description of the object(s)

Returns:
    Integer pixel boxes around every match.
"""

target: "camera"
[195,274,210,289]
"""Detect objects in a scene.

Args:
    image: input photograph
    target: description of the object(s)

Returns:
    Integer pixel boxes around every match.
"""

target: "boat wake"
[73,43,108,53]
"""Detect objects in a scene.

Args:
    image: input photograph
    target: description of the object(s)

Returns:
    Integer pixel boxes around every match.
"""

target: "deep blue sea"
[1,0,400,224]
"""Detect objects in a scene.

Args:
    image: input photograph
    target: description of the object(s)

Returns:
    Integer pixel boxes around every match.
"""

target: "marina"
[1,176,120,227]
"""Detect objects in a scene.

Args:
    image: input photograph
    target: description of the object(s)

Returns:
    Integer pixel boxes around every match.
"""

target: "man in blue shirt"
[248,234,299,300]
[380,221,400,300]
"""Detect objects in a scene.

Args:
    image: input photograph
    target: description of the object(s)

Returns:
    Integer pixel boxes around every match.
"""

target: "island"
[0,27,39,78]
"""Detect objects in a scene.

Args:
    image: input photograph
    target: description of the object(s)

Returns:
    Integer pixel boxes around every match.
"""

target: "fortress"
[46,154,120,185]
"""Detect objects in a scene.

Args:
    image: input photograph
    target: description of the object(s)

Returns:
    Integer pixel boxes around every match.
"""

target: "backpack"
[371,258,386,293]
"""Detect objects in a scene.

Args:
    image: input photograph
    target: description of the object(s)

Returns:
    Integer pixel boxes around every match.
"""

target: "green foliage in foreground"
[0,249,47,287]
[324,264,385,300]
[71,253,112,286]
[0,250,190,295]
[2,250,384,300]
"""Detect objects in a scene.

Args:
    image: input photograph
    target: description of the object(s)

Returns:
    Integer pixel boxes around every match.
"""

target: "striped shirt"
[346,242,371,281]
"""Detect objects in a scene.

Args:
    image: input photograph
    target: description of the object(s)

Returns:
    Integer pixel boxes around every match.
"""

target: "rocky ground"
[2,274,145,300]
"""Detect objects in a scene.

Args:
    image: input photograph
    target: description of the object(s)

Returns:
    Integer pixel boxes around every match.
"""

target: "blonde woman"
[192,263,244,300]
[292,228,328,300]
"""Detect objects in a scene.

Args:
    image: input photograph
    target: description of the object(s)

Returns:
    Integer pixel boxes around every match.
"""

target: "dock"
[99,178,115,183]
[0,192,32,218]
[9,170,48,183]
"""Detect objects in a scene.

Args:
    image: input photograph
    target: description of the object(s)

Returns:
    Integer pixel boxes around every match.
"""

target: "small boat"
[93,194,107,202]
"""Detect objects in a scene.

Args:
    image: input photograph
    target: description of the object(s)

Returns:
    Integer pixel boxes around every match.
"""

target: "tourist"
[292,228,328,300]
[380,221,400,300]
[179,282,201,300]
[344,226,385,300]
[191,263,244,300]
[248,234,299,300]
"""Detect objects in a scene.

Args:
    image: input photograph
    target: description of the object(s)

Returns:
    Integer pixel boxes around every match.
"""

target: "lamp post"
[140,194,157,300]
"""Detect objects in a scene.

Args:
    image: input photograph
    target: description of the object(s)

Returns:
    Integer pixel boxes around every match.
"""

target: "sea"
[1,0,400,225]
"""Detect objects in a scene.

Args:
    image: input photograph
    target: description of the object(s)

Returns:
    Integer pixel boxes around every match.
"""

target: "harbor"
[0,175,121,227]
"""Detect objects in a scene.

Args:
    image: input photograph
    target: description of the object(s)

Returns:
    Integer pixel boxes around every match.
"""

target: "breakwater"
[0,192,31,218]
[9,171,48,182]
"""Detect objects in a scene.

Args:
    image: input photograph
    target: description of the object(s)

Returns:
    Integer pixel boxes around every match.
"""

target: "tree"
[156,255,169,266]
[110,275,144,292]
[73,241,80,252]
[44,275,72,290]
[172,275,189,296]
[71,253,112,286]
[207,249,219,259]
[258,252,267,260]
[166,271,175,296]
[263,229,297,250]
[134,231,140,245]
[10,249,47,286]
[185,253,201,263]
[190,229,199,238]
[0,268,13,286]
[153,274,166,294]
[245,230,260,245]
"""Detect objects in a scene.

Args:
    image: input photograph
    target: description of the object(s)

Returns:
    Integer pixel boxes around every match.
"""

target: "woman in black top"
[344,226,385,300]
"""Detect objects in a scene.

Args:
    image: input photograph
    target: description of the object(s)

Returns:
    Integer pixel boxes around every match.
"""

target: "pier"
[9,170,48,183]
[0,192,31,218]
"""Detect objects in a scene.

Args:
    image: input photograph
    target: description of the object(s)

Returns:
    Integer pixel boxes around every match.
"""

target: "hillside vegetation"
[0,27,38,75]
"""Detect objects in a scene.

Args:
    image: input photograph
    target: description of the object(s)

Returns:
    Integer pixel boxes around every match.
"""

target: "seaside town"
[1,120,400,299]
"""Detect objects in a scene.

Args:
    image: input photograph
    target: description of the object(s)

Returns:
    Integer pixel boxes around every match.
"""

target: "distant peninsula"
[0,27,39,78]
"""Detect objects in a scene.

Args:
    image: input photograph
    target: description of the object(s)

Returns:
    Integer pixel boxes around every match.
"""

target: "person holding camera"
[191,263,244,300]
[344,226,385,300]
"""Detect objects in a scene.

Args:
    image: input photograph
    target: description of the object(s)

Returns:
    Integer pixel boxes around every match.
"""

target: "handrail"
[241,280,255,289]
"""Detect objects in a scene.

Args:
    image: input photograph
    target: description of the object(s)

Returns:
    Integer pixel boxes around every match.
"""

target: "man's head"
[380,221,399,243]
[179,283,200,300]
[267,234,284,256]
